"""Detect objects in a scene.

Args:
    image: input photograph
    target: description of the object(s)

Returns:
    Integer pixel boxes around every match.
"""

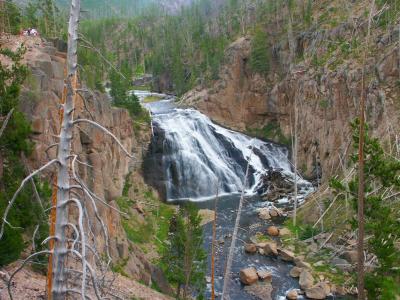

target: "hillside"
[1,0,400,299]
[0,34,174,299]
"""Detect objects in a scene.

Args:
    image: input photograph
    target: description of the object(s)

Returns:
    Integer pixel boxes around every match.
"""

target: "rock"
[263,242,278,256]
[35,60,53,78]
[0,271,10,282]
[244,243,257,254]
[289,266,302,278]
[279,227,291,236]
[257,269,272,281]
[331,284,347,296]
[271,206,283,217]
[278,249,295,262]
[31,118,44,134]
[244,280,273,300]
[313,261,325,267]
[331,258,352,272]
[267,226,279,236]
[198,209,215,226]
[239,267,258,285]
[218,237,225,244]
[294,257,312,269]
[305,282,330,299]
[343,250,358,264]
[299,269,314,289]
[259,248,265,255]
[286,289,298,299]
[269,208,279,217]
[259,208,271,220]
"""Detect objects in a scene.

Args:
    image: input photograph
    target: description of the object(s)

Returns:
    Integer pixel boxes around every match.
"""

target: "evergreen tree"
[0,47,50,266]
[2,0,22,34]
[161,203,206,299]
[249,27,270,75]
[109,69,142,118]
[330,120,400,299]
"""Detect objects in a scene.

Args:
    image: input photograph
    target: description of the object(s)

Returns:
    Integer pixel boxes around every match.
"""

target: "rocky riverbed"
[199,190,357,300]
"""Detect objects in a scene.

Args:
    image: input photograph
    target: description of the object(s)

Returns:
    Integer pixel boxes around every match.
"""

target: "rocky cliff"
[181,13,400,182]
[1,35,171,299]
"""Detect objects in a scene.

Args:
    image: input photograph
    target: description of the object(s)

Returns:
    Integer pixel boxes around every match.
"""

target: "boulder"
[279,227,291,236]
[343,250,358,264]
[263,242,278,256]
[245,243,257,254]
[294,257,312,269]
[257,269,272,281]
[267,226,279,236]
[331,258,352,272]
[240,267,258,285]
[289,266,302,278]
[278,249,295,262]
[244,280,273,300]
[299,269,314,289]
[286,289,298,300]
[270,207,283,217]
[259,208,271,220]
[305,282,330,299]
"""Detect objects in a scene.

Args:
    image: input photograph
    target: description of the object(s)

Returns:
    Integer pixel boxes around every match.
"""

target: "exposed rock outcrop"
[1,35,171,296]
[181,22,400,183]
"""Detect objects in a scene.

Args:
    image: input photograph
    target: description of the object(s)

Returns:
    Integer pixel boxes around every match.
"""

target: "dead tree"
[0,0,134,299]
[221,144,254,300]
[357,1,375,299]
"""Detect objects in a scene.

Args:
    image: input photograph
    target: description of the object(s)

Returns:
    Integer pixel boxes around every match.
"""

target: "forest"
[1,0,400,299]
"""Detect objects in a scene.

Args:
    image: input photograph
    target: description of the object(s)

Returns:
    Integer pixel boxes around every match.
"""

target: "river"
[137,91,327,299]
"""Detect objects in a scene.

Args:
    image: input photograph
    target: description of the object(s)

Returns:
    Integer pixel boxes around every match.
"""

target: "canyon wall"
[181,23,400,182]
[2,36,167,291]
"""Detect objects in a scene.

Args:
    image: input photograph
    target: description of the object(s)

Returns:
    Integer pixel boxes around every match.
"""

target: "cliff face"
[181,23,400,182]
[2,35,168,295]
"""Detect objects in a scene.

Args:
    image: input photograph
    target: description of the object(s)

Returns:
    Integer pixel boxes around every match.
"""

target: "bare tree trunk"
[293,96,298,227]
[51,0,81,298]
[357,2,374,299]
[211,185,219,300]
[222,144,254,299]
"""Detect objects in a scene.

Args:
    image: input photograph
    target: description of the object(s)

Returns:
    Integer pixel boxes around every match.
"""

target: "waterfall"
[142,96,305,202]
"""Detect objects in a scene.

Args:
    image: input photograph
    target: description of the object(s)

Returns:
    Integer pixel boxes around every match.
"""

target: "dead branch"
[0,159,59,240]
[73,119,134,158]
[0,108,14,139]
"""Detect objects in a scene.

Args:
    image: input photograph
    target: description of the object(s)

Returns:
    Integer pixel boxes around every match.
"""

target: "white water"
[139,92,311,202]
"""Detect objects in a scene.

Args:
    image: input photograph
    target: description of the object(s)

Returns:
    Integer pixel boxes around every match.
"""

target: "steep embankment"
[181,2,400,183]
[0,35,172,299]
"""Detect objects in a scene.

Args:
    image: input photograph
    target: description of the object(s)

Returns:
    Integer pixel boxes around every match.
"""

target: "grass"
[111,257,129,277]
[116,189,175,260]
[252,232,272,243]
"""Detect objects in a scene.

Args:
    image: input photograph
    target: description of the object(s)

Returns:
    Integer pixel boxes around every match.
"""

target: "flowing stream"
[139,91,316,299]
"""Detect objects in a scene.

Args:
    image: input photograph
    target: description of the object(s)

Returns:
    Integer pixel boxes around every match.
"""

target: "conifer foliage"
[330,120,400,298]
[161,203,206,299]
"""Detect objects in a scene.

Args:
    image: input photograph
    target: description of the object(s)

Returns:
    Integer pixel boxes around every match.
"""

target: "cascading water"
[142,94,308,202]
[140,92,318,300]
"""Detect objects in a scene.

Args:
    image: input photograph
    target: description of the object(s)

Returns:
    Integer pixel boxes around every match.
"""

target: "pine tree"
[330,120,400,298]
[161,203,206,299]
[249,27,270,75]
